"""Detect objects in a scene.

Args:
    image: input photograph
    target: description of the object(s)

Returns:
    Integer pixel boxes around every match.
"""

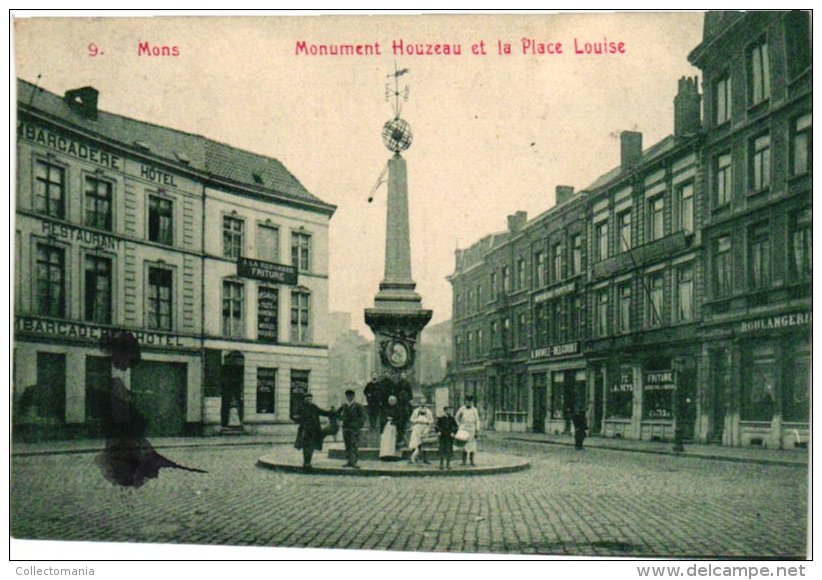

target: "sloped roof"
[17,78,335,215]
[582,135,676,193]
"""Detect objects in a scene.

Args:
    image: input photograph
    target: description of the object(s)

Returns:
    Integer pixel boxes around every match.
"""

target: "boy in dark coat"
[294,393,335,470]
[435,406,459,470]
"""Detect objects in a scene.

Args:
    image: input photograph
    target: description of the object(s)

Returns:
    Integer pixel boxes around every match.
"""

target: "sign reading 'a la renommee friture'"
[237,257,298,285]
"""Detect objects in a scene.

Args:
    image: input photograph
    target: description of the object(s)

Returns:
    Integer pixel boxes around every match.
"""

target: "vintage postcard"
[10,11,810,562]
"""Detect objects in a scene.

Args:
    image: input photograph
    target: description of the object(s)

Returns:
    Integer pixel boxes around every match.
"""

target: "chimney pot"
[555,185,575,205]
[620,131,643,171]
[64,86,99,119]
[674,75,702,139]
[507,211,528,233]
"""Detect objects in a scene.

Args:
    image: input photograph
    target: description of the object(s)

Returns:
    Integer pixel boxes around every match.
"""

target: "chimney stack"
[674,76,702,139]
[64,86,99,119]
[620,131,643,171]
[507,211,528,233]
[555,185,575,205]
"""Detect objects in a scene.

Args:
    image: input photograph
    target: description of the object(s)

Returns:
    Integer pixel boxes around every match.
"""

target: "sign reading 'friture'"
[237,257,297,285]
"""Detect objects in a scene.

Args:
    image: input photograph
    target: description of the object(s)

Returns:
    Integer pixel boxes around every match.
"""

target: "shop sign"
[237,257,297,285]
[739,312,811,334]
[534,281,576,304]
[41,220,121,250]
[643,370,675,419]
[610,369,634,393]
[14,315,194,348]
[531,341,580,359]
[257,287,278,343]
[19,121,122,170]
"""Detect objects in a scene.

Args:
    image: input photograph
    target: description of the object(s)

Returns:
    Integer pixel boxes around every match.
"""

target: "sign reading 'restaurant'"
[237,257,298,285]
[19,122,121,170]
[41,220,120,250]
[739,312,811,334]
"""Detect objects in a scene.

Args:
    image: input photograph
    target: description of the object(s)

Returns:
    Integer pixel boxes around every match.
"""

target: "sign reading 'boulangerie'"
[237,257,297,285]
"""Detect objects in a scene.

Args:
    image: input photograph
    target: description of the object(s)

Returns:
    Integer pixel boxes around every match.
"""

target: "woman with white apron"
[379,395,401,461]
[455,396,481,466]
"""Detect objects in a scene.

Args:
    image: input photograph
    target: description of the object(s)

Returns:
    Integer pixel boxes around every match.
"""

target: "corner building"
[688,11,811,449]
[14,80,335,439]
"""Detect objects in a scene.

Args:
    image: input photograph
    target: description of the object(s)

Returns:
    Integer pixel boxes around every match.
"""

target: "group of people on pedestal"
[293,376,483,471]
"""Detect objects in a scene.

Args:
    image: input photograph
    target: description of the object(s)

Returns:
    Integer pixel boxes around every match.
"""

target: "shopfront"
[529,341,587,435]
[703,310,811,449]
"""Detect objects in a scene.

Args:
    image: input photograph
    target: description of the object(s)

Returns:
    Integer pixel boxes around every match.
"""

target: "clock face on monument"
[385,338,411,369]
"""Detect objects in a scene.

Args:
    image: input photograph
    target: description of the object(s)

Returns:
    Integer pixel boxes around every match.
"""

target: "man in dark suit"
[337,389,366,468]
[363,374,383,431]
[294,393,335,470]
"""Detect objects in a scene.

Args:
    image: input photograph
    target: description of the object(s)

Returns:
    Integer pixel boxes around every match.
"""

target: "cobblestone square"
[10,437,808,558]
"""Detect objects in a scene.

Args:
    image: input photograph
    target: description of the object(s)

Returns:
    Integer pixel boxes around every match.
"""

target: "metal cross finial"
[385,61,410,119]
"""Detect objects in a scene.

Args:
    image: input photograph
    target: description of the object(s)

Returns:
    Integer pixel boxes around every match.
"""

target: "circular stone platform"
[257,444,530,477]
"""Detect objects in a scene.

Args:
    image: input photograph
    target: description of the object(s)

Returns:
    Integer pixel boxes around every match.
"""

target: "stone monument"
[365,67,432,408]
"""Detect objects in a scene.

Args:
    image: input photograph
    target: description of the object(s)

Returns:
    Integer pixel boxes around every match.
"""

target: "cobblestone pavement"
[10,438,807,558]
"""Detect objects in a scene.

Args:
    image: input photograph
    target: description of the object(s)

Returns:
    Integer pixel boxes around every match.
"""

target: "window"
[84,255,111,324]
[675,263,694,322]
[222,281,245,337]
[256,368,277,414]
[534,251,545,287]
[748,223,770,290]
[569,295,581,340]
[289,370,310,420]
[784,344,809,423]
[786,11,811,78]
[618,211,632,252]
[747,39,771,106]
[477,329,483,356]
[550,300,564,343]
[84,176,112,231]
[223,216,244,259]
[34,160,65,219]
[516,258,525,290]
[552,243,563,282]
[618,282,631,333]
[35,243,65,317]
[467,289,474,314]
[257,225,280,262]
[518,313,528,347]
[648,196,665,241]
[502,266,510,294]
[595,288,609,336]
[147,267,173,330]
[789,208,811,281]
[715,153,732,206]
[291,231,312,272]
[646,273,664,327]
[257,286,279,343]
[676,182,694,233]
[290,290,311,343]
[476,285,482,309]
[467,332,474,359]
[714,236,732,297]
[455,335,463,362]
[571,234,582,275]
[742,345,775,421]
[791,114,811,177]
[595,222,608,261]
[714,73,731,125]
[455,292,462,317]
[148,195,173,245]
[749,134,771,192]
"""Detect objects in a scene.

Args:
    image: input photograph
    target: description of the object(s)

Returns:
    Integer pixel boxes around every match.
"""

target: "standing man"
[294,393,334,471]
[337,389,366,468]
[363,374,383,432]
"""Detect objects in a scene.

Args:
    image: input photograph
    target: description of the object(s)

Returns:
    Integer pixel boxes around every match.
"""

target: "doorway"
[532,374,547,433]
[221,351,245,427]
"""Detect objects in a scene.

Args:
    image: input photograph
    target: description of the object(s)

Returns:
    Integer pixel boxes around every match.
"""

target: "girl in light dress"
[455,396,481,466]
[408,402,434,464]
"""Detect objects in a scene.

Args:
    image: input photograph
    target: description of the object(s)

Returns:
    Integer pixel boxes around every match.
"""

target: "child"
[435,406,458,470]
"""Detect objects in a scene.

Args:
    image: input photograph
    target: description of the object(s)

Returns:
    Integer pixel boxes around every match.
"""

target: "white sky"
[13,12,704,338]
